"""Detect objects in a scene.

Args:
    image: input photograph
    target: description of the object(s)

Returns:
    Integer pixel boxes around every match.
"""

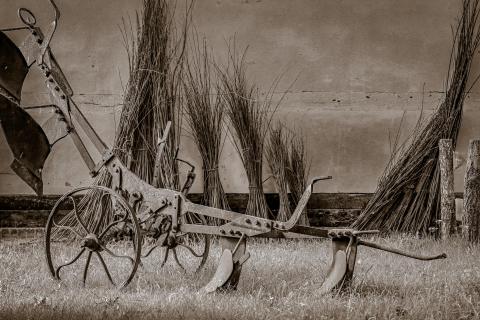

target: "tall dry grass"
[0,235,478,319]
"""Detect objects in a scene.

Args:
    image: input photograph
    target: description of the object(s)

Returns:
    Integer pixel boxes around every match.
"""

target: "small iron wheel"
[45,185,142,289]
[141,211,210,274]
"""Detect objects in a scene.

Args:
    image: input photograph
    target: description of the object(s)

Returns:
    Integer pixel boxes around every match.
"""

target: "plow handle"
[39,0,60,65]
[276,175,332,231]
[358,239,447,261]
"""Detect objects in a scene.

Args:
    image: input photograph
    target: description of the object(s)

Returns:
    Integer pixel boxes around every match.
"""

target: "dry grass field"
[0,235,479,320]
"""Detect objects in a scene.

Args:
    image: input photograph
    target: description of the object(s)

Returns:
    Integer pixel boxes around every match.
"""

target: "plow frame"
[0,0,447,294]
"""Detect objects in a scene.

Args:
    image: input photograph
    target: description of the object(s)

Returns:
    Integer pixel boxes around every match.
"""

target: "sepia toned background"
[1,0,479,194]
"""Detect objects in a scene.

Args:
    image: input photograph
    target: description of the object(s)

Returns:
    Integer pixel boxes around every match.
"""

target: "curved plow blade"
[319,250,347,295]
[203,236,249,293]
[203,249,233,293]
[319,237,357,295]
[0,31,28,100]
[0,95,50,195]
[0,31,50,195]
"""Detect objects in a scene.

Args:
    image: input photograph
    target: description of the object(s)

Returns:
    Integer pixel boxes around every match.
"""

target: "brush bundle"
[218,49,275,219]
[353,0,480,233]
[287,133,310,226]
[183,37,230,221]
[55,0,188,236]
[266,124,291,221]
[119,0,187,190]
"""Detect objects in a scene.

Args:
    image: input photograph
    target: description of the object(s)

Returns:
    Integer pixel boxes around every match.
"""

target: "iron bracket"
[91,149,114,177]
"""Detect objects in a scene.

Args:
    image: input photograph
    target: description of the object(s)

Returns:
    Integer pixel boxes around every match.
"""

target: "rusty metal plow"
[0,0,446,294]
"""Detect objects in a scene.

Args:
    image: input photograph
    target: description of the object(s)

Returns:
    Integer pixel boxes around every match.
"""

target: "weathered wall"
[1,0,479,194]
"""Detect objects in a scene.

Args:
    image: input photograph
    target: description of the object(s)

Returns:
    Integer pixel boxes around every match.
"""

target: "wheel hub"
[81,233,103,251]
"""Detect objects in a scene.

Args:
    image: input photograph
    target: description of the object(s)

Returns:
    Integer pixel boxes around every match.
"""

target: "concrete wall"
[1,0,479,194]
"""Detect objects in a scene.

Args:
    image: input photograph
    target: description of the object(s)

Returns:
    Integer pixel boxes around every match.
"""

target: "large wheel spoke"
[95,252,115,286]
[69,196,89,234]
[82,251,93,285]
[99,218,128,239]
[52,221,85,239]
[55,248,86,279]
[93,193,110,234]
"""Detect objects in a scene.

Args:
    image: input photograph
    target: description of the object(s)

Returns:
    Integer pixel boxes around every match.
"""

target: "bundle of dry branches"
[287,133,310,226]
[266,124,292,221]
[217,47,278,219]
[119,0,189,190]
[55,0,189,235]
[183,37,230,220]
[353,0,480,233]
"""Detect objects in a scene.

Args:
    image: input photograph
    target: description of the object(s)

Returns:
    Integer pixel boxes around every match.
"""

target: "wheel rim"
[45,186,142,289]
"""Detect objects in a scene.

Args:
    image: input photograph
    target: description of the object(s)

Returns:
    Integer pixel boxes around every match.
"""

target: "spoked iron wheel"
[45,186,142,289]
[141,212,210,274]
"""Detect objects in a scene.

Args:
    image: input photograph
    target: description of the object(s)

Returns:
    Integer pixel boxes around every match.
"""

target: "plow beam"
[203,235,249,293]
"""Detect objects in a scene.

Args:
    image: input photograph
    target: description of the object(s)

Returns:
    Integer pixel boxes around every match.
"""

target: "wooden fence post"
[439,139,455,238]
[463,139,480,242]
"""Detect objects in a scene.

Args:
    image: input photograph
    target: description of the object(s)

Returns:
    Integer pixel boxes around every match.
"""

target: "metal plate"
[0,31,28,100]
[203,249,233,293]
[318,250,347,295]
[0,95,50,195]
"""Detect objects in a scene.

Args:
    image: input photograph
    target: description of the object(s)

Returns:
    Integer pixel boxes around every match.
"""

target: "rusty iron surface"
[0,95,50,195]
[0,31,28,101]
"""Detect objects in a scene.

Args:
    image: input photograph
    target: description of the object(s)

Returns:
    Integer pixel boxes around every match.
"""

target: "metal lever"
[358,239,447,261]
[38,0,60,66]
[174,151,196,196]
[275,175,333,231]
[153,121,172,187]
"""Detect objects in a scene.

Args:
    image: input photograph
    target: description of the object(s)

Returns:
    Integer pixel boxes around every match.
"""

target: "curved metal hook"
[38,0,60,65]
[275,176,332,231]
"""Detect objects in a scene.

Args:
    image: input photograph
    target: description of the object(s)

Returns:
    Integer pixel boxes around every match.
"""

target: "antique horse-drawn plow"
[0,0,446,294]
